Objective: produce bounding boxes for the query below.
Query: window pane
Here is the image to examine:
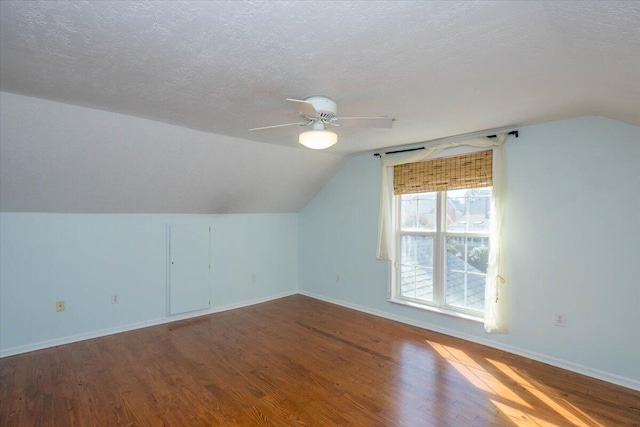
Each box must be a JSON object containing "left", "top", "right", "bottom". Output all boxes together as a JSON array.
[
  {"left": 400, "top": 193, "right": 436, "bottom": 231},
  {"left": 445, "top": 236, "right": 489, "bottom": 311},
  {"left": 401, "top": 197, "right": 417, "bottom": 230},
  {"left": 400, "top": 235, "right": 433, "bottom": 302},
  {"left": 446, "top": 187, "right": 492, "bottom": 233}
]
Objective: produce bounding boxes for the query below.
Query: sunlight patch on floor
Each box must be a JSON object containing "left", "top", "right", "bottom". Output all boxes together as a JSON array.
[
  {"left": 490, "top": 399, "right": 558, "bottom": 426},
  {"left": 427, "top": 340, "right": 603, "bottom": 427},
  {"left": 487, "top": 359, "right": 603, "bottom": 427},
  {"left": 427, "top": 341, "right": 531, "bottom": 408}
]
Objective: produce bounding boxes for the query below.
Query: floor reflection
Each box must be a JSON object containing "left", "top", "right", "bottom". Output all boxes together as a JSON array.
[{"left": 394, "top": 340, "right": 452, "bottom": 426}]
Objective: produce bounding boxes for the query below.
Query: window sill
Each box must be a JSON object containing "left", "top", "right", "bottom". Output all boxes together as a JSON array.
[{"left": 388, "top": 298, "right": 484, "bottom": 324}]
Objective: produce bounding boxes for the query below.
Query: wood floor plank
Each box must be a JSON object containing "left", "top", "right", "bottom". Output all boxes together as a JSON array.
[{"left": 1, "top": 295, "right": 638, "bottom": 426}]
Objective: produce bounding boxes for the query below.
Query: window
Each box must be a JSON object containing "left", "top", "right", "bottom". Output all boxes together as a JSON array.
[{"left": 391, "top": 150, "right": 494, "bottom": 319}]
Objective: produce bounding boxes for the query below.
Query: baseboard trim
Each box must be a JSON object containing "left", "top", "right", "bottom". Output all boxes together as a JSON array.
[
  {"left": 298, "top": 290, "right": 640, "bottom": 392},
  {"left": 0, "top": 290, "right": 297, "bottom": 358}
]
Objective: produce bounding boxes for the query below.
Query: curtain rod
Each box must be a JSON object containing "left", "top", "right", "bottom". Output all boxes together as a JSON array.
[{"left": 373, "top": 130, "right": 518, "bottom": 157}]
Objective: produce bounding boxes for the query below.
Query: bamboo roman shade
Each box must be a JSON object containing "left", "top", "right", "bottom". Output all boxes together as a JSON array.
[{"left": 393, "top": 149, "right": 493, "bottom": 195}]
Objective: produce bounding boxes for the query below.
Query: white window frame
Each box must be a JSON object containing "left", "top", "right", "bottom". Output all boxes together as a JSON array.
[{"left": 388, "top": 148, "right": 494, "bottom": 323}]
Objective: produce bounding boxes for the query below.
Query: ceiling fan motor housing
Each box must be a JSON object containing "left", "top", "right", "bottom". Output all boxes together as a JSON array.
[{"left": 305, "top": 96, "right": 337, "bottom": 120}]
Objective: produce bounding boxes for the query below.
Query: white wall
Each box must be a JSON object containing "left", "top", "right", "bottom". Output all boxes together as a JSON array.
[
  {"left": 299, "top": 116, "right": 640, "bottom": 390},
  {"left": 0, "top": 212, "right": 298, "bottom": 355}
]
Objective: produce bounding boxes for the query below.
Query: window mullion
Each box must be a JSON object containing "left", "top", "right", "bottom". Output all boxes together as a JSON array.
[{"left": 433, "top": 192, "right": 446, "bottom": 306}]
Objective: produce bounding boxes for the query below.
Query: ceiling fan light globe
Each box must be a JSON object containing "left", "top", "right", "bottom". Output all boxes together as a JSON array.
[{"left": 299, "top": 130, "right": 338, "bottom": 150}]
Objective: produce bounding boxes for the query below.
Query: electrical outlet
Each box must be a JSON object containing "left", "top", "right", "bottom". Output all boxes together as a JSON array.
[
  {"left": 554, "top": 313, "right": 566, "bottom": 327},
  {"left": 111, "top": 294, "right": 120, "bottom": 304},
  {"left": 336, "top": 274, "right": 340, "bottom": 283},
  {"left": 56, "top": 300, "right": 65, "bottom": 312}
]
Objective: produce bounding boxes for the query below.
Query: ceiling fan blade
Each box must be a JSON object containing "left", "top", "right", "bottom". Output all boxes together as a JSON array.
[
  {"left": 249, "top": 122, "right": 309, "bottom": 131},
  {"left": 334, "top": 117, "right": 394, "bottom": 128},
  {"left": 286, "top": 98, "right": 319, "bottom": 118}
]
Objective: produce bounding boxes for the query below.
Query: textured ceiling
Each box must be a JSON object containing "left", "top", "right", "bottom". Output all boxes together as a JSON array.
[
  {"left": 1, "top": 0, "right": 639, "bottom": 155},
  {"left": 1, "top": 1, "right": 639, "bottom": 214}
]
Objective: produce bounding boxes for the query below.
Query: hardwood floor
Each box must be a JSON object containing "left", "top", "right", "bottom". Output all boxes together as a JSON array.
[{"left": 1, "top": 295, "right": 638, "bottom": 426}]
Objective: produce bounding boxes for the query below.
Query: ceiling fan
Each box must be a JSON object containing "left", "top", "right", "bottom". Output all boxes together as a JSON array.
[{"left": 249, "top": 96, "right": 393, "bottom": 149}]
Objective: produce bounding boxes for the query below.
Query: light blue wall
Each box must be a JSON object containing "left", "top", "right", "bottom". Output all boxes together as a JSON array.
[
  {"left": 299, "top": 116, "right": 640, "bottom": 388},
  {"left": 211, "top": 214, "right": 298, "bottom": 306},
  {"left": 1, "top": 115, "right": 638, "bottom": 389},
  {"left": 0, "top": 212, "right": 298, "bottom": 354}
]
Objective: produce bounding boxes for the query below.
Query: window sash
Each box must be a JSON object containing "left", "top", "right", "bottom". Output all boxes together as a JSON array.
[
  {"left": 395, "top": 190, "right": 489, "bottom": 317},
  {"left": 443, "top": 234, "right": 489, "bottom": 313}
]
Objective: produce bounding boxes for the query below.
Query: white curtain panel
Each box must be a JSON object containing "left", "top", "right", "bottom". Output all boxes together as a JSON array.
[{"left": 376, "top": 134, "right": 508, "bottom": 333}]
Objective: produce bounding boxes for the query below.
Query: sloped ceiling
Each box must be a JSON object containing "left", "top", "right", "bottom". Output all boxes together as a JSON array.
[
  {"left": 0, "top": 92, "right": 346, "bottom": 213},
  {"left": 1, "top": 1, "right": 639, "bottom": 213}
]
